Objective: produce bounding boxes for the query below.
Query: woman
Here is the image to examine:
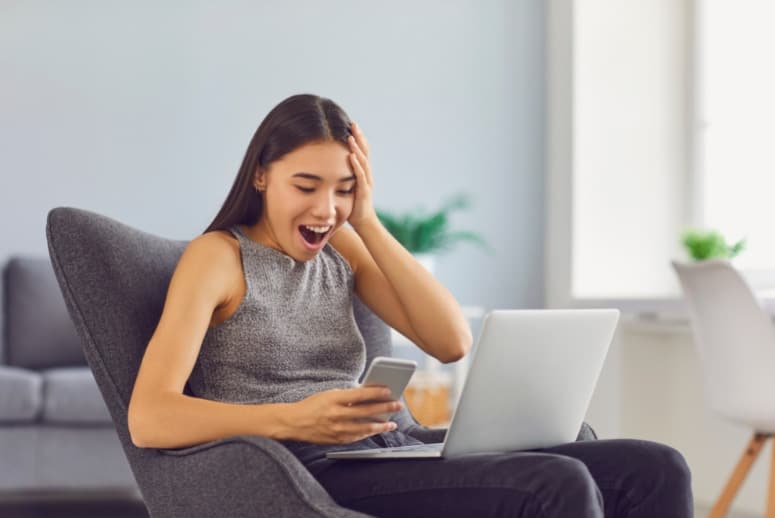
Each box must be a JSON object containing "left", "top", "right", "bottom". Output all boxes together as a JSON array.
[{"left": 127, "top": 94, "right": 693, "bottom": 517}]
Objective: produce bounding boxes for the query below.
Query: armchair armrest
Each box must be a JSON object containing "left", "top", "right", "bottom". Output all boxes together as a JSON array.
[
  {"left": 391, "top": 404, "right": 447, "bottom": 443},
  {"left": 576, "top": 421, "right": 598, "bottom": 441},
  {"left": 153, "top": 435, "right": 372, "bottom": 518},
  {"left": 402, "top": 423, "right": 448, "bottom": 444}
]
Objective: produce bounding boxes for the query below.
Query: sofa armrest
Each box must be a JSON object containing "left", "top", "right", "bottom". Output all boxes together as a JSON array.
[{"left": 150, "top": 435, "right": 371, "bottom": 518}]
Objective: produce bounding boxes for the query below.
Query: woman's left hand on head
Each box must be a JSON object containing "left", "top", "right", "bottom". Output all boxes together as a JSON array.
[{"left": 347, "top": 122, "right": 379, "bottom": 231}]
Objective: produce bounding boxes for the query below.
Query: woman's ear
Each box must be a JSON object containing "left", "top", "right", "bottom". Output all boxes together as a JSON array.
[{"left": 254, "top": 168, "right": 267, "bottom": 192}]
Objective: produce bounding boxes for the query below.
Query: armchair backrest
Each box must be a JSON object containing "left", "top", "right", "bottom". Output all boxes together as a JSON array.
[{"left": 672, "top": 259, "right": 775, "bottom": 421}]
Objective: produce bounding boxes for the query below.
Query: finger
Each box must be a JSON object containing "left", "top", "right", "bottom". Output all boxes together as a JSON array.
[
  {"left": 335, "top": 422, "right": 395, "bottom": 443},
  {"left": 352, "top": 122, "right": 370, "bottom": 157},
  {"left": 349, "top": 136, "right": 373, "bottom": 185},
  {"left": 348, "top": 135, "right": 368, "bottom": 165},
  {"left": 345, "top": 385, "right": 391, "bottom": 405},
  {"left": 345, "top": 400, "right": 402, "bottom": 419},
  {"left": 354, "top": 421, "right": 397, "bottom": 437},
  {"left": 347, "top": 136, "right": 372, "bottom": 184},
  {"left": 349, "top": 152, "right": 372, "bottom": 189}
]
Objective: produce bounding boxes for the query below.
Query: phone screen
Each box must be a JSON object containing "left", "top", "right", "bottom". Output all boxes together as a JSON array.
[{"left": 356, "top": 357, "right": 416, "bottom": 421}]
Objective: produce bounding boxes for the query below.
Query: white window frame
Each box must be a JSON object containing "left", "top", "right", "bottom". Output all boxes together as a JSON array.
[{"left": 544, "top": 0, "right": 775, "bottom": 318}]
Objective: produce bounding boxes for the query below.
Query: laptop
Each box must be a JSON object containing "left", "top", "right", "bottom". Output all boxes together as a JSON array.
[{"left": 326, "top": 309, "right": 619, "bottom": 459}]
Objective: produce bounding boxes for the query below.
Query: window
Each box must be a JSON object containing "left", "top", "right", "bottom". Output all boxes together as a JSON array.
[
  {"left": 697, "top": 0, "right": 775, "bottom": 275},
  {"left": 546, "top": 0, "right": 775, "bottom": 311}
]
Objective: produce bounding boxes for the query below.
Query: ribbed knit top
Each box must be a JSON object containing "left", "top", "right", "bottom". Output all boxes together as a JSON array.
[{"left": 187, "top": 224, "right": 367, "bottom": 404}]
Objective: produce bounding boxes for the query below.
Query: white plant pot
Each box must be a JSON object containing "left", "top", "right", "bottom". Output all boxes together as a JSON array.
[{"left": 413, "top": 253, "right": 436, "bottom": 275}]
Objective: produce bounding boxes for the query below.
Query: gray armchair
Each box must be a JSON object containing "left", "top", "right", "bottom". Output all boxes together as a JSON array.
[{"left": 45, "top": 206, "right": 597, "bottom": 517}]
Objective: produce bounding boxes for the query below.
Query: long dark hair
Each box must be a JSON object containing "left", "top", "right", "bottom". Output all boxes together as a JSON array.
[{"left": 203, "top": 94, "right": 354, "bottom": 234}]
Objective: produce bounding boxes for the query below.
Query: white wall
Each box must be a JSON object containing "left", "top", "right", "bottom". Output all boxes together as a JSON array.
[
  {"left": 573, "top": 0, "right": 690, "bottom": 299},
  {"left": 585, "top": 322, "right": 770, "bottom": 515},
  {"left": 0, "top": 0, "right": 547, "bottom": 315}
]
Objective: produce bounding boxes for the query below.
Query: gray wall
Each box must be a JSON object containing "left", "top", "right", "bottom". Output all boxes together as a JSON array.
[{"left": 0, "top": 1, "right": 546, "bottom": 317}]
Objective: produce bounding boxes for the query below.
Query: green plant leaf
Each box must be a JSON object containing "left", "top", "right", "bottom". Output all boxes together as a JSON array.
[
  {"left": 376, "top": 193, "right": 490, "bottom": 255},
  {"left": 415, "top": 212, "right": 448, "bottom": 253},
  {"left": 728, "top": 238, "right": 747, "bottom": 258},
  {"left": 680, "top": 229, "right": 746, "bottom": 261}
]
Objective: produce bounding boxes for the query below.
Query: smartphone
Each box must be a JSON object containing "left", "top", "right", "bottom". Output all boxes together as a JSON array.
[{"left": 355, "top": 356, "right": 417, "bottom": 422}]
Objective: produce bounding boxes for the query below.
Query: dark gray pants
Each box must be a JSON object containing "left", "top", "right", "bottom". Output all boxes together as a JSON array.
[{"left": 282, "top": 432, "right": 693, "bottom": 517}]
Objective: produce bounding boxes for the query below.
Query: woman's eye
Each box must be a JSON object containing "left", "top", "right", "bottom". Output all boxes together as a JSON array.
[{"left": 295, "top": 186, "right": 354, "bottom": 195}]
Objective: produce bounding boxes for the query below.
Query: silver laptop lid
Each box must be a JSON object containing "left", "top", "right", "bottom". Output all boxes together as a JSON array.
[{"left": 442, "top": 309, "right": 619, "bottom": 457}]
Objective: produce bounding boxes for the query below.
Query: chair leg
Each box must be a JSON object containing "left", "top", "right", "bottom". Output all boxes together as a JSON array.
[
  {"left": 710, "top": 433, "right": 770, "bottom": 518},
  {"left": 767, "top": 436, "right": 775, "bottom": 518}
]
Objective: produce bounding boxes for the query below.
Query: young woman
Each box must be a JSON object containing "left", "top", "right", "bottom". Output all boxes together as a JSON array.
[{"left": 128, "top": 94, "right": 693, "bottom": 517}]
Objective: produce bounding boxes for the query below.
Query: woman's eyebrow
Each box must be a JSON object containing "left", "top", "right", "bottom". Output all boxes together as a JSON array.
[{"left": 292, "top": 172, "right": 356, "bottom": 183}]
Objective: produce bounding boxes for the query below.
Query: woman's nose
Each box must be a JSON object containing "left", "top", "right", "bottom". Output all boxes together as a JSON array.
[{"left": 311, "top": 191, "right": 336, "bottom": 219}]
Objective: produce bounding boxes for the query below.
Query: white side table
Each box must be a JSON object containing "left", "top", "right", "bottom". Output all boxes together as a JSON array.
[{"left": 390, "top": 305, "right": 485, "bottom": 409}]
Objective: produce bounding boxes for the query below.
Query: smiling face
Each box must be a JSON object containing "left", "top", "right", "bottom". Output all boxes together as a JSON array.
[{"left": 245, "top": 140, "right": 356, "bottom": 261}]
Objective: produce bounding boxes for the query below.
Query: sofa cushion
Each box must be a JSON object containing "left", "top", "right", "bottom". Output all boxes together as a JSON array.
[
  {"left": 0, "top": 366, "right": 42, "bottom": 423},
  {"left": 41, "top": 367, "right": 112, "bottom": 425},
  {"left": 4, "top": 256, "right": 85, "bottom": 369}
]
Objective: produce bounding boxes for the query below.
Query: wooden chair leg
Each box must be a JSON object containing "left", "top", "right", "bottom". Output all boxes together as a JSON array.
[
  {"left": 710, "top": 433, "right": 770, "bottom": 518},
  {"left": 767, "top": 436, "right": 775, "bottom": 518}
]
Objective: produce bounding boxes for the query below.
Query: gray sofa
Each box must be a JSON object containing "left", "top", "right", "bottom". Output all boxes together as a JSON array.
[{"left": 0, "top": 255, "right": 138, "bottom": 493}]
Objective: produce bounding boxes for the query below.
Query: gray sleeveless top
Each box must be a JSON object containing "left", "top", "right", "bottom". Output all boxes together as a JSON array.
[{"left": 187, "top": 225, "right": 367, "bottom": 404}]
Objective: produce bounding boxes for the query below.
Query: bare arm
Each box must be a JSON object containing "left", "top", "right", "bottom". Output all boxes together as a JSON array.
[
  {"left": 348, "top": 221, "right": 472, "bottom": 363},
  {"left": 128, "top": 232, "right": 293, "bottom": 449},
  {"left": 129, "top": 392, "right": 294, "bottom": 449},
  {"left": 361, "top": 219, "right": 473, "bottom": 361},
  {"left": 338, "top": 123, "right": 472, "bottom": 363}
]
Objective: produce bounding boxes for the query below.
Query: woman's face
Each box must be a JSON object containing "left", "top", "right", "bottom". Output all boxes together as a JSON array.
[{"left": 250, "top": 140, "right": 356, "bottom": 261}]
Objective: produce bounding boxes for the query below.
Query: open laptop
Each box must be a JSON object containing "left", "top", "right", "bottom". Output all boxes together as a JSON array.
[{"left": 326, "top": 309, "right": 619, "bottom": 459}]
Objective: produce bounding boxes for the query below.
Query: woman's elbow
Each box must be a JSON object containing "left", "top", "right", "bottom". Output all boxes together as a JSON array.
[
  {"left": 128, "top": 420, "right": 147, "bottom": 448},
  {"left": 127, "top": 415, "right": 146, "bottom": 448},
  {"left": 127, "top": 401, "right": 154, "bottom": 448},
  {"left": 441, "top": 329, "right": 473, "bottom": 363}
]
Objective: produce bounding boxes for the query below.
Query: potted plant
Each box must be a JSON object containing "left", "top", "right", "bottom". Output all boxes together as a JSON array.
[
  {"left": 680, "top": 228, "right": 746, "bottom": 261},
  {"left": 376, "top": 193, "right": 491, "bottom": 274}
]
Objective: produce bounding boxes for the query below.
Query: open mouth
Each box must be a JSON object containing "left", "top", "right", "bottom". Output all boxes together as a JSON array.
[{"left": 298, "top": 225, "right": 332, "bottom": 246}]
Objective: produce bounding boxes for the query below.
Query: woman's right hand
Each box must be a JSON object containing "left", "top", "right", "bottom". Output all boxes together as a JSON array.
[{"left": 285, "top": 386, "right": 403, "bottom": 444}]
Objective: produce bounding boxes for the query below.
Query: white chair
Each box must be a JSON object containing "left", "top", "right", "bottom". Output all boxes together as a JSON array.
[{"left": 672, "top": 259, "right": 775, "bottom": 518}]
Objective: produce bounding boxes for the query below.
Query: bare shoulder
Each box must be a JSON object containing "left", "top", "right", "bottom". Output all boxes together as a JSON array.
[
  {"left": 176, "top": 229, "right": 241, "bottom": 307},
  {"left": 186, "top": 229, "right": 239, "bottom": 270},
  {"left": 327, "top": 225, "right": 364, "bottom": 273},
  {"left": 199, "top": 228, "right": 240, "bottom": 253}
]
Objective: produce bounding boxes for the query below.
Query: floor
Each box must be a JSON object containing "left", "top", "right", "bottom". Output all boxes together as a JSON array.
[
  {"left": 693, "top": 503, "right": 759, "bottom": 518},
  {"left": 0, "top": 495, "right": 763, "bottom": 517},
  {"left": 0, "top": 491, "right": 149, "bottom": 518}
]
